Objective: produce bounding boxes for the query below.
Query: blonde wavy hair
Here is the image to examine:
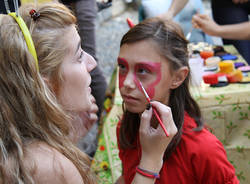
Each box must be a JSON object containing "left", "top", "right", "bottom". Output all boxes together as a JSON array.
[{"left": 0, "top": 2, "right": 96, "bottom": 184}]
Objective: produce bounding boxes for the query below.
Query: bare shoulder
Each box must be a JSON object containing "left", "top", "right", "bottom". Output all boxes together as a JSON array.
[{"left": 24, "top": 142, "right": 84, "bottom": 184}]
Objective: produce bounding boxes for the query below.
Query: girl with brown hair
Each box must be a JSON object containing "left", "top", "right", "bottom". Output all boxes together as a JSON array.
[{"left": 116, "top": 17, "right": 239, "bottom": 184}]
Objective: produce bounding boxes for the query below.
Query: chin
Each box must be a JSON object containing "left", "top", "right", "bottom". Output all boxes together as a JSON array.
[{"left": 124, "top": 104, "right": 145, "bottom": 114}]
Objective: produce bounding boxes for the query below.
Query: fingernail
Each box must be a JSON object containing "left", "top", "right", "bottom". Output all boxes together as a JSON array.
[{"left": 146, "top": 103, "right": 151, "bottom": 110}]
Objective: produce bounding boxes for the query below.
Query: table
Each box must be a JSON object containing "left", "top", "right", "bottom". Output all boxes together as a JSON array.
[{"left": 92, "top": 45, "right": 250, "bottom": 183}]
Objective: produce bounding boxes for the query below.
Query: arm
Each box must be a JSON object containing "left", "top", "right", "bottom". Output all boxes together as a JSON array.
[
  {"left": 132, "top": 101, "right": 177, "bottom": 184},
  {"left": 192, "top": 14, "right": 250, "bottom": 40},
  {"left": 159, "top": 0, "right": 189, "bottom": 19}
]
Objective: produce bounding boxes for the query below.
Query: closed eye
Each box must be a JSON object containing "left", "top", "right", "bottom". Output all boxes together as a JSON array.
[{"left": 137, "top": 67, "right": 150, "bottom": 75}]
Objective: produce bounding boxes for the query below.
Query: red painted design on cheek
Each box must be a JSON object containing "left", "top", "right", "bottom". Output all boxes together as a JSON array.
[
  {"left": 117, "top": 58, "right": 129, "bottom": 89},
  {"left": 133, "top": 74, "right": 141, "bottom": 92},
  {"left": 134, "top": 62, "right": 162, "bottom": 99}
]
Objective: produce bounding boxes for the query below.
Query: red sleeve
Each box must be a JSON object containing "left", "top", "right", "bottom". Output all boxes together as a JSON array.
[{"left": 191, "top": 132, "right": 239, "bottom": 184}]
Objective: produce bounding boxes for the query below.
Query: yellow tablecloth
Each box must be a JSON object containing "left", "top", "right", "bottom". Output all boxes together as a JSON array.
[{"left": 93, "top": 46, "right": 250, "bottom": 183}]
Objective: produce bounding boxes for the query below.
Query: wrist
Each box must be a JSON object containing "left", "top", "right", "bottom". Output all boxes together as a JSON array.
[
  {"left": 135, "top": 166, "right": 160, "bottom": 179},
  {"left": 215, "top": 25, "right": 223, "bottom": 37},
  {"left": 139, "top": 156, "right": 163, "bottom": 173}
]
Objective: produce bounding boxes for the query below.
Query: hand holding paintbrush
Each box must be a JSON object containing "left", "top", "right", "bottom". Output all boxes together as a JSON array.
[{"left": 139, "top": 81, "right": 169, "bottom": 137}]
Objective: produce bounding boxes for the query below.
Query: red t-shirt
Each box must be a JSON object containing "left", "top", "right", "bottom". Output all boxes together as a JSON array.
[{"left": 117, "top": 113, "right": 239, "bottom": 184}]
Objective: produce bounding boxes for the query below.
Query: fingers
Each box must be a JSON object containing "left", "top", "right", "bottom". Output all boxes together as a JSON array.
[
  {"left": 89, "top": 94, "right": 98, "bottom": 114},
  {"left": 139, "top": 106, "right": 153, "bottom": 134},
  {"left": 150, "top": 101, "right": 177, "bottom": 137},
  {"left": 192, "top": 14, "right": 202, "bottom": 29},
  {"left": 192, "top": 14, "right": 213, "bottom": 33},
  {"left": 140, "top": 101, "right": 177, "bottom": 138},
  {"left": 192, "top": 14, "right": 206, "bottom": 27},
  {"left": 88, "top": 112, "right": 98, "bottom": 124}
]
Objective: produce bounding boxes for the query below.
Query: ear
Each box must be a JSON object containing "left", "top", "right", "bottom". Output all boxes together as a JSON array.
[
  {"left": 42, "top": 76, "right": 50, "bottom": 86},
  {"left": 170, "top": 66, "right": 189, "bottom": 89},
  {"left": 42, "top": 76, "right": 59, "bottom": 95},
  {"left": 42, "top": 76, "right": 55, "bottom": 92}
]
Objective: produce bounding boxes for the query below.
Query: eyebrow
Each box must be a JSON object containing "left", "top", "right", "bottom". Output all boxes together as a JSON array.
[
  {"left": 137, "top": 61, "right": 161, "bottom": 71},
  {"left": 75, "top": 40, "right": 81, "bottom": 55},
  {"left": 117, "top": 57, "right": 127, "bottom": 63}
]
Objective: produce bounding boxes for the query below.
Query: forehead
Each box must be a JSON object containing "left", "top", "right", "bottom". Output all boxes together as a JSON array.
[
  {"left": 119, "top": 40, "right": 167, "bottom": 65},
  {"left": 63, "top": 25, "right": 80, "bottom": 54}
]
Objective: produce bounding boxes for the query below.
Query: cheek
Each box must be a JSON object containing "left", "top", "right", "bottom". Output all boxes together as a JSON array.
[
  {"left": 136, "top": 69, "right": 162, "bottom": 99},
  {"left": 60, "top": 68, "right": 86, "bottom": 97},
  {"left": 134, "top": 74, "right": 140, "bottom": 90},
  {"left": 147, "top": 66, "right": 162, "bottom": 98},
  {"left": 119, "top": 72, "right": 127, "bottom": 89},
  {"left": 118, "top": 69, "right": 129, "bottom": 89},
  {"left": 146, "top": 76, "right": 161, "bottom": 99}
]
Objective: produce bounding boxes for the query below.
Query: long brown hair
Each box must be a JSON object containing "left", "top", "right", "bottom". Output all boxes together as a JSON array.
[
  {"left": 0, "top": 3, "right": 96, "bottom": 184},
  {"left": 119, "top": 18, "right": 203, "bottom": 159}
]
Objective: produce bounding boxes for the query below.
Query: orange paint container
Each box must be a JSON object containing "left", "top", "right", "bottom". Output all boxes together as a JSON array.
[
  {"left": 219, "top": 61, "right": 234, "bottom": 74},
  {"left": 200, "top": 50, "right": 214, "bottom": 60}
]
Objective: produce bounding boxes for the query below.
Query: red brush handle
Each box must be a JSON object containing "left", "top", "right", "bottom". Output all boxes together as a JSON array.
[{"left": 152, "top": 107, "right": 169, "bottom": 137}]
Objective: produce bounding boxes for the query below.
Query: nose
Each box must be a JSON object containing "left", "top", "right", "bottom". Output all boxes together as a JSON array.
[
  {"left": 123, "top": 71, "right": 136, "bottom": 89},
  {"left": 85, "top": 52, "right": 97, "bottom": 72}
]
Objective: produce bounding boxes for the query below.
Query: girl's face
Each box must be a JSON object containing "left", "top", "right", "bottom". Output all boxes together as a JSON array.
[
  {"left": 118, "top": 40, "right": 176, "bottom": 113},
  {"left": 57, "top": 26, "right": 96, "bottom": 113}
]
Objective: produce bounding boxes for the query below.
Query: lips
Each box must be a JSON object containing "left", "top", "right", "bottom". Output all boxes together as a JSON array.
[
  {"left": 87, "top": 76, "right": 91, "bottom": 88},
  {"left": 122, "top": 95, "right": 139, "bottom": 103}
]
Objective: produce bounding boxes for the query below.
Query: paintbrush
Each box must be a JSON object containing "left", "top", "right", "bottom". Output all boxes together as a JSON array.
[{"left": 139, "top": 81, "right": 169, "bottom": 137}]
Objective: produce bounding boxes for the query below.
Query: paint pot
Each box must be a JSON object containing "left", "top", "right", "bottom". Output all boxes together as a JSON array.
[
  {"left": 238, "top": 65, "right": 250, "bottom": 72},
  {"left": 200, "top": 50, "right": 214, "bottom": 60}
]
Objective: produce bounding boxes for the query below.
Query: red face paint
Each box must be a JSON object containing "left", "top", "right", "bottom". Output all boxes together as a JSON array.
[
  {"left": 118, "top": 58, "right": 162, "bottom": 99},
  {"left": 117, "top": 57, "right": 129, "bottom": 89},
  {"left": 134, "top": 62, "right": 161, "bottom": 99}
]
